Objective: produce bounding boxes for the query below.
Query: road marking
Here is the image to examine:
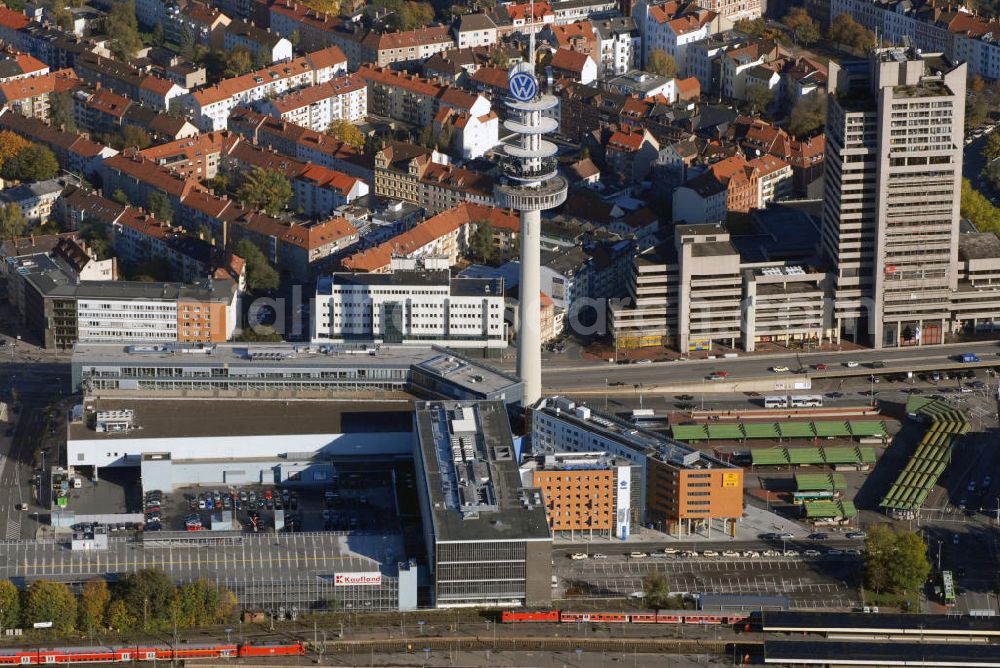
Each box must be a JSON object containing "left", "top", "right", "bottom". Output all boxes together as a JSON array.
[{"left": 4, "top": 520, "right": 19, "bottom": 540}]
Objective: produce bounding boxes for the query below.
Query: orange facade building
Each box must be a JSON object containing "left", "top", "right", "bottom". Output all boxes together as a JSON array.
[
  {"left": 176, "top": 299, "right": 230, "bottom": 343},
  {"left": 522, "top": 453, "right": 636, "bottom": 539}
]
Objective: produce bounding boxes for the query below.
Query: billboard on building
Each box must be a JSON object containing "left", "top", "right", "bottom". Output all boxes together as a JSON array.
[
  {"left": 334, "top": 572, "right": 382, "bottom": 586},
  {"left": 616, "top": 465, "right": 631, "bottom": 540}
]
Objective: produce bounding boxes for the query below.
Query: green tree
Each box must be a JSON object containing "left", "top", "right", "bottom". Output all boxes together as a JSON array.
[
  {"left": 642, "top": 570, "right": 671, "bottom": 609},
  {"left": 3, "top": 144, "right": 59, "bottom": 181},
  {"left": 0, "top": 202, "right": 26, "bottom": 241},
  {"left": 111, "top": 189, "right": 129, "bottom": 206},
  {"left": 150, "top": 20, "right": 164, "bottom": 46},
  {"left": 389, "top": 0, "right": 434, "bottom": 30},
  {"left": 327, "top": 119, "right": 364, "bottom": 148},
  {"left": 746, "top": 83, "right": 774, "bottom": 113},
  {"left": 173, "top": 579, "right": 236, "bottom": 627},
  {"left": 49, "top": 91, "right": 76, "bottom": 132},
  {"left": 23, "top": 580, "right": 76, "bottom": 633},
  {"left": 782, "top": 7, "right": 820, "bottom": 44},
  {"left": 178, "top": 23, "right": 194, "bottom": 59},
  {"left": 206, "top": 174, "right": 229, "bottom": 197},
  {"left": 234, "top": 239, "right": 279, "bottom": 293},
  {"left": 962, "top": 178, "right": 1000, "bottom": 234},
  {"left": 829, "top": 13, "right": 875, "bottom": 55},
  {"left": 225, "top": 47, "right": 254, "bottom": 77},
  {"left": 0, "top": 580, "right": 20, "bottom": 630},
  {"left": 236, "top": 167, "right": 293, "bottom": 215},
  {"left": 120, "top": 125, "right": 152, "bottom": 150},
  {"left": 0, "top": 130, "right": 29, "bottom": 170},
  {"left": 788, "top": 92, "right": 827, "bottom": 136},
  {"left": 968, "top": 99, "right": 990, "bottom": 128},
  {"left": 106, "top": 0, "right": 143, "bottom": 61},
  {"left": 105, "top": 599, "right": 133, "bottom": 631},
  {"left": 469, "top": 220, "right": 494, "bottom": 262},
  {"left": 115, "top": 569, "right": 175, "bottom": 630},
  {"left": 78, "top": 578, "right": 111, "bottom": 633},
  {"left": 48, "top": 1, "right": 74, "bottom": 31},
  {"left": 646, "top": 49, "right": 677, "bottom": 78},
  {"left": 863, "top": 524, "right": 931, "bottom": 595},
  {"left": 436, "top": 122, "right": 454, "bottom": 152},
  {"left": 985, "top": 132, "right": 1000, "bottom": 161},
  {"left": 81, "top": 215, "right": 114, "bottom": 259},
  {"left": 147, "top": 190, "right": 173, "bottom": 222}
]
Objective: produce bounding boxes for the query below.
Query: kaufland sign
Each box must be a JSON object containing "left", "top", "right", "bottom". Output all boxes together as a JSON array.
[{"left": 334, "top": 572, "right": 382, "bottom": 587}]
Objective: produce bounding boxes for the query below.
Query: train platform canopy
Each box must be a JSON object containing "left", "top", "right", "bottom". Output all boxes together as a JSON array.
[
  {"left": 672, "top": 420, "right": 888, "bottom": 443},
  {"left": 751, "top": 446, "right": 876, "bottom": 467},
  {"left": 802, "top": 499, "right": 857, "bottom": 519},
  {"left": 795, "top": 473, "right": 847, "bottom": 491},
  {"left": 759, "top": 611, "right": 1000, "bottom": 636},
  {"left": 764, "top": 640, "right": 1000, "bottom": 666},
  {"left": 881, "top": 400, "right": 970, "bottom": 514},
  {"left": 699, "top": 593, "right": 789, "bottom": 612}
]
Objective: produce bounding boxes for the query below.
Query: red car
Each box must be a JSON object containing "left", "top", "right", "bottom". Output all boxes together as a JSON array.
[{"left": 814, "top": 363, "right": 828, "bottom": 370}]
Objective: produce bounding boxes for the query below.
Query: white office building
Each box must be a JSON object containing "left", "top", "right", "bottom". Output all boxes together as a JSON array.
[{"left": 312, "top": 257, "right": 507, "bottom": 353}]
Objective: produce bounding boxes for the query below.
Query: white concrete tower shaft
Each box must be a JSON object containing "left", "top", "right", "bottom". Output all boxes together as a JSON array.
[{"left": 494, "top": 23, "right": 567, "bottom": 406}]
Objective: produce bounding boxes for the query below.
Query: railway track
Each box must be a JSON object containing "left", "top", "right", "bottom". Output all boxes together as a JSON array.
[{"left": 315, "top": 635, "right": 755, "bottom": 655}]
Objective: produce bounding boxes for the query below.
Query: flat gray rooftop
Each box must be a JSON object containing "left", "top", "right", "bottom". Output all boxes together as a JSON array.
[
  {"left": 415, "top": 401, "right": 550, "bottom": 544},
  {"left": 73, "top": 343, "right": 522, "bottom": 399},
  {"left": 69, "top": 398, "right": 414, "bottom": 441}
]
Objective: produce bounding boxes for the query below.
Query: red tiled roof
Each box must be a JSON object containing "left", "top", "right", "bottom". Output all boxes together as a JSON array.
[
  {"left": 550, "top": 48, "right": 590, "bottom": 74},
  {"left": 507, "top": 1, "right": 552, "bottom": 21},
  {"left": 341, "top": 202, "right": 515, "bottom": 271},
  {"left": 369, "top": 25, "right": 453, "bottom": 51},
  {"left": 0, "top": 69, "right": 77, "bottom": 103},
  {"left": 104, "top": 152, "right": 208, "bottom": 199},
  {"left": 471, "top": 66, "right": 508, "bottom": 89},
  {"left": 675, "top": 76, "right": 699, "bottom": 100},
  {"left": 191, "top": 46, "right": 346, "bottom": 107},
  {"left": 550, "top": 20, "right": 596, "bottom": 48},
  {"left": 607, "top": 127, "right": 649, "bottom": 152},
  {"left": 0, "top": 7, "right": 29, "bottom": 30},
  {"left": 269, "top": 74, "right": 364, "bottom": 113},
  {"left": 86, "top": 89, "right": 132, "bottom": 118}
]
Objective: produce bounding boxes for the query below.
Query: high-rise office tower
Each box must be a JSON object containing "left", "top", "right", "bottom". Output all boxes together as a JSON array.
[{"left": 823, "top": 48, "right": 966, "bottom": 348}]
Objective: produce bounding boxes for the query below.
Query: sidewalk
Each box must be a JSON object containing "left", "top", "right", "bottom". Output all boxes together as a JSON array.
[{"left": 553, "top": 505, "right": 808, "bottom": 546}]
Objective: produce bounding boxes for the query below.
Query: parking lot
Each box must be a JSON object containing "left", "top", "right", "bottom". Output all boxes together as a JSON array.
[
  {"left": 554, "top": 553, "right": 861, "bottom": 610},
  {"left": 145, "top": 464, "right": 414, "bottom": 535}
]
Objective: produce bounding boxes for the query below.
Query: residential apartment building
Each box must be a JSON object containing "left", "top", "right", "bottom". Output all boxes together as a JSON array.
[
  {"left": 256, "top": 74, "right": 367, "bottom": 132},
  {"left": 454, "top": 13, "right": 498, "bottom": 49},
  {"left": 432, "top": 107, "right": 499, "bottom": 160},
  {"left": 829, "top": 0, "right": 1000, "bottom": 81},
  {"left": 181, "top": 45, "right": 348, "bottom": 131},
  {"left": 823, "top": 48, "right": 964, "bottom": 348},
  {"left": 357, "top": 66, "right": 491, "bottom": 128},
  {"left": 413, "top": 400, "right": 552, "bottom": 608},
  {"left": 0, "top": 68, "right": 77, "bottom": 120},
  {"left": 372, "top": 141, "right": 494, "bottom": 214},
  {"left": 0, "top": 111, "right": 118, "bottom": 181},
  {"left": 593, "top": 17, "right": 641, "bottom": 76},
  {"left": 362, "top": 25, "right": 456, "bottom": 67},
  {"left": 531, "top": 397, "right": 742, "bottom": 535},
  {"left": 632, "top": 0, "right": 716, "bottom": 72},
  {"left": 112, "top": 208, "right": 246, "bottom": 286},
  {"left": 6, "top": 244, "right": 238, "bottom": 348},
  {"left": 520, "top": 452, "right": 637, "bottom": 540},
  {"left": 223, "top": 19, "right": 293, "bottom": 64},
  {"left": 227, "top": 108, "right": 373, "bottom": 181},
  {"left": 73, "top": 53, "right": 187, "bottom": 112},
  {"left": 313, "top": 256, "right": 506, "bottom": 353},
  {"left": 221, "top": 140, "right": 368, "bottom": 217},
  {"left": 340, "top": 202, "right": 516, "bottom": 272}
]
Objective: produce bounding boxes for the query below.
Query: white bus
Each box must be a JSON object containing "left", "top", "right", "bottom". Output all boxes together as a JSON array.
[
  {"left": 790, "top": 395, "right": 823, "bottom": 408},
  {"left": 764, "top": 396, "right": 789, "bottom": 408}
]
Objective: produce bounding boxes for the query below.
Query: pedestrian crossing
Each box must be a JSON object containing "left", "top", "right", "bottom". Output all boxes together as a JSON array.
[{"left": 4, "top": 519, "right": 19, "bottom": 540}]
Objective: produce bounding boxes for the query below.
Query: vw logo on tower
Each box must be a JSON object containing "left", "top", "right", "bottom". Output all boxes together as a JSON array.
[{"left": 508, "top": 71, "right": 538, "bottom": 102}]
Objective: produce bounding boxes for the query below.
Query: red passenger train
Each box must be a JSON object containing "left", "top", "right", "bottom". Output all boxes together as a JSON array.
[
  {"left": 501, "top": 610, "right": 752, "bottom": 625},
  {"left": 0, "top": 641, "right": 306, "bottom": 664}
]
